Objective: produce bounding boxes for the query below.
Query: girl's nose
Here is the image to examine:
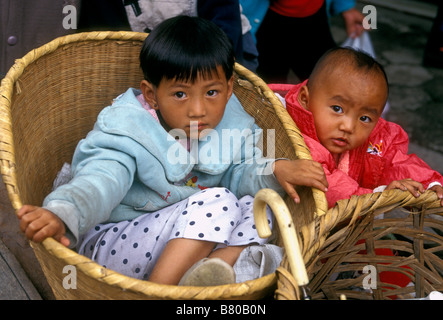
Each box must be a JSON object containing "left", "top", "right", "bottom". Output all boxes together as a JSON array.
[{"left": 188, "top": 98, "right": 206, "bottom": 118}]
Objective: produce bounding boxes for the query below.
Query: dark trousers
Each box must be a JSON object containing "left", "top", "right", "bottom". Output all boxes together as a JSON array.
[
  {"left": 256, "top": 3, "right": 336, "bottom": 83},
  {"left": 423, "top": 3, "right": 443, "bottom": 68}
]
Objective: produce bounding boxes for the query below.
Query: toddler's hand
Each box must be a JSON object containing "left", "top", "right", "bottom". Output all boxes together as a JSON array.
[
  {"left": 17, "top": 205, "right": 70, "bottom": 247},
  {"left": 385, "top": 179, "right": 425, "bottom": 198},
  {"left": 273, "top": 159, "right": 328, "bottom": 203},
  {"left": 429, "top": 185, "right": 443, "bottom": 207}
]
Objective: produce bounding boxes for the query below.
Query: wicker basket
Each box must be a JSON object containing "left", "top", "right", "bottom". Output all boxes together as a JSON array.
[
  {"left": 0, "top": 32, "right": 327, "bottom": 299},
  {"left": 274, "top": 187, "right": 443, "bottom": 300}
]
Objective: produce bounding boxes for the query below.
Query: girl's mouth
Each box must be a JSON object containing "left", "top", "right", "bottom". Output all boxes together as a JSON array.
[{"left": 189, "top": 122, "right": 208, "bottom": 131}]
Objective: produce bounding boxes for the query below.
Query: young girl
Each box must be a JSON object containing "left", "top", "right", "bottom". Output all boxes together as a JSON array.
[
  {"left": 17, "top": 16, "right": 328, "bottom": 286},
  {"left": 270, "top": 47, "right": 443, "bottom": 209}
]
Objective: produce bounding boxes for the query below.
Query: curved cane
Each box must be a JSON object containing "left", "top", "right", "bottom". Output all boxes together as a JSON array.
[{"left": 253, "top": 188, "right": 310, "bottom": 295}]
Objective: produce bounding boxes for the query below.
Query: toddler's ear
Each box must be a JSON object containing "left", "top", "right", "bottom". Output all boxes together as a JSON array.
[
  {"left": 297, "top": 85, "right": 310, "bottom": 111},
  {"left": 140, "top": 80, "right": 158, "bottom": 109}
]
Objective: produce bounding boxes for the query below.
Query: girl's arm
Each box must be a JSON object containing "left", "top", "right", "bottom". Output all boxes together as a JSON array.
[{"left": 17, "top": 205, "right": 70, "bottom": 247}]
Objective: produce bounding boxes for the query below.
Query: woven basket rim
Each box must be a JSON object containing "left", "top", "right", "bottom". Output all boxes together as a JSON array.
[
  {"left": 35, "top": 238, "right": 277, "bottom": 299},
  {"left": 276, "top": 188, "right": 442, "bottom": 300},
  {"left": 0, "top": 31, "right": 323, "bottom": 299}
]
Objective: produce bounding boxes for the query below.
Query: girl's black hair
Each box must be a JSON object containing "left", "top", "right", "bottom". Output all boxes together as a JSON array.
[{"left": 140, "top": 16, "right": 235, "bottom": 86}]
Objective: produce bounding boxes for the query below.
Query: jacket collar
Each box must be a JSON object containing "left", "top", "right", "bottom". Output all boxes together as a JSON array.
[
  {"left": 99, "top": 88, "right": 256, "bottom": 182},
  {"left": 285, "top": 80, "right": 321, "bottom": 143}
]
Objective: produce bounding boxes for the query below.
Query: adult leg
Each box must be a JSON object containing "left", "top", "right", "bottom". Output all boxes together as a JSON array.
[
  {"left": 423, "top": 3, "right": 443, "bottom": 68},
  {"left": 256, "top": 9, "right": 292, "bottom": 83},
  {"left": 289, "top": 3, "right": 336, "bottom": 81}
]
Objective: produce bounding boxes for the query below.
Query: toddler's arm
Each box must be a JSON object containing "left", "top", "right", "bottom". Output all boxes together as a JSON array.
[
  {"left": 385, "top": 179, "right": 425, "bottom": 197},
  {"left": 385, "top": 179, "right": 443, "bottom": 206},
  {"left": 17, "top": 205, "right": 70, "bottom": 247},
  {"left": 429, "top": 184, "right": 443, "bottom": 206},
  {"left": 273, "top": 159, "right": 328, "bottom": 203}
]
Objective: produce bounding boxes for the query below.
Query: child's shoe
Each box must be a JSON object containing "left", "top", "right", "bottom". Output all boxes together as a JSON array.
[{"left": 178, "top": 258, "right": 235, "bottom": 286}]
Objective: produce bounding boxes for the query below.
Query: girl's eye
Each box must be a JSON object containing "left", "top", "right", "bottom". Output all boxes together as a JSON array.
[
  {"left": 331, "top": 105, "right": 343, "bottom": 113},
  {"left": 174, "top": 91, "right": 186, "bottom": 99},
  {"left": 360, "top": 115, "right": 372, "bottom": 123},
  {"left": 207, "top": 90, "right": 218, "bottom": 97}
]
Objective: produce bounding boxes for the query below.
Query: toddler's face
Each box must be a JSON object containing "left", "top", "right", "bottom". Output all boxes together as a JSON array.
[
  {"left": 301, "top": 69, "right": 387, "bottom": 161},
  {"left": 148, "top": 66, "right": 233, "bottom": 139}
]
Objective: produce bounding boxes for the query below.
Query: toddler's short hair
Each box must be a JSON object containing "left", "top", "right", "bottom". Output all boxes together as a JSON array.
[{"left": 308, "top": 47, "right": 389, "bottom": 94}]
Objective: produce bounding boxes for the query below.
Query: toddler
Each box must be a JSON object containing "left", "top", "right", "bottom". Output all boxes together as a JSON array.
[{"left": 270, "top": 47, "right": 443, "bottom": 208}]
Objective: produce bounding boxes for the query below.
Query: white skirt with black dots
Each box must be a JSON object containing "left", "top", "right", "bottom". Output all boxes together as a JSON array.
[{"left": 76, "top": 187, "right": 273, "bottom": 280}]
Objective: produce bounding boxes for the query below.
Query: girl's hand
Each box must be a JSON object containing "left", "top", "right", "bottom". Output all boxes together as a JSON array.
[
  {"left": 17, "top": 205, "right": 70, "bottom": 247},
  {"left": 385, "top": 179, "right": 425, "bottom": 198},
  {"left": 273, "top": 159, "right": 328, "bottom": 203},
  {"left": 429, "top": 184, "right": 443, "bottom": 207}
]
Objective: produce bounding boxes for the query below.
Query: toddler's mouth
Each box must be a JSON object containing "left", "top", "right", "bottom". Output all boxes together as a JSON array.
[{"left": 332, "top": 137, "right": 349, "bottom": 147}]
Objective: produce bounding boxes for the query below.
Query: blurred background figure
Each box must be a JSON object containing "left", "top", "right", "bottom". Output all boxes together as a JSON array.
[
  {"left": 1, "top": 0, "right": 82, "bottom": 299},
  {"left": 423, "top": 2, "right": 443, "bottom": 69},
  {"left": 241, "top": 0, "right": 364, "bottom": 83},
  {"left": 78, "top": 0, "right": 258, "bottom": 71},
  {"left": 0, "top": 0, "right": 80, "bottom": 80}
]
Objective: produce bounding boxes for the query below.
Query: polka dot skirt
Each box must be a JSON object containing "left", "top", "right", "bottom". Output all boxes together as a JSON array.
[{"left": 76, "top": 187, "right": 273, "bottom": 280}]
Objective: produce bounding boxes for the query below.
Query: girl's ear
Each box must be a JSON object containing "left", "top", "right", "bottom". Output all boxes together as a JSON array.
[
  {"left": 140, "top": 80, "right": 158, "bottom": 109},
  {"left": 297, "top": 85, "right": 310, "bottom": 111},
  {"left": 226, "top": 75, "right": 234, "bottom": 101}
]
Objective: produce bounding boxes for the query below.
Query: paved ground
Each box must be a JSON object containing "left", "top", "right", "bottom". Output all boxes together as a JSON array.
[{"left": 0, "top": 0, "right": 442, "bottom": 300}]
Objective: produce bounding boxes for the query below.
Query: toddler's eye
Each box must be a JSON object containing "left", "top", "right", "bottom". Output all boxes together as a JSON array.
[
  {"left": 331, "top": 105, "right": 343, "bottom": 113},
  {"left": 360, "top": 115, "right": 372, "bottom": 123},
  {"left": 207, "top": 90, "right": 218, "bottom": 97}
]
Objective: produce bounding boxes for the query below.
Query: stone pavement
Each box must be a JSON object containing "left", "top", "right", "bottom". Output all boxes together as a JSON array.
[
  {"left": 0, "top": 0, "right": 442, "bottom": 300},
  {"left": 0, "top": 176, "right": 54, "bottom": 299},
  {"left": 0, "top": 236, "right": 41, "bottom": 300}
]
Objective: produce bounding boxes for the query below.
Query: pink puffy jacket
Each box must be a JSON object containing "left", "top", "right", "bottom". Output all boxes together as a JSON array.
[{"left": 269, "top": 81, "right": 443, "bottom": 208}]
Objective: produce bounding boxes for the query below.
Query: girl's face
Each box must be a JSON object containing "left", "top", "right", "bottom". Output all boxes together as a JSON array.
[
  {"left": 298, "top": 69, "right": 387, "bottom": 163},
  {"left": 141, "top": 66, "right": 233, "bottom": 139}
]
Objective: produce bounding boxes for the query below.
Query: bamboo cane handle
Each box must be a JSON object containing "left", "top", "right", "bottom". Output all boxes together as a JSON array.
[{"left": 253, "top": 188, "right": 309, "bottom": 286}]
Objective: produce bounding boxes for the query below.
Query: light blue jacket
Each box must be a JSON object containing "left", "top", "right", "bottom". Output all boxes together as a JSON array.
[{"left": 44, "top": 88, "right": 283, "bottom": 246}]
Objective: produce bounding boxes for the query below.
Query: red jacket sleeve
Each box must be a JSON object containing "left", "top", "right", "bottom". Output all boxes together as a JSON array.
[{"left": 375, "top": 121, "right": 443, "bottom": 189}]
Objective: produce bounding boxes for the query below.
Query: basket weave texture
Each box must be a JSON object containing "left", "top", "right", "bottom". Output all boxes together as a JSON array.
[
  {"left": 0, "top": 32, "right": 326, "bottom": 299},
  {"left": 275, "top": 177, "right": 443, "bottom": 300}
]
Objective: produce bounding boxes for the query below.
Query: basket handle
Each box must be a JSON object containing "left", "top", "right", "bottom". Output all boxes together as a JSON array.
[{"left": 253, "top": 188, "right": 309, "bottom": 286}]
